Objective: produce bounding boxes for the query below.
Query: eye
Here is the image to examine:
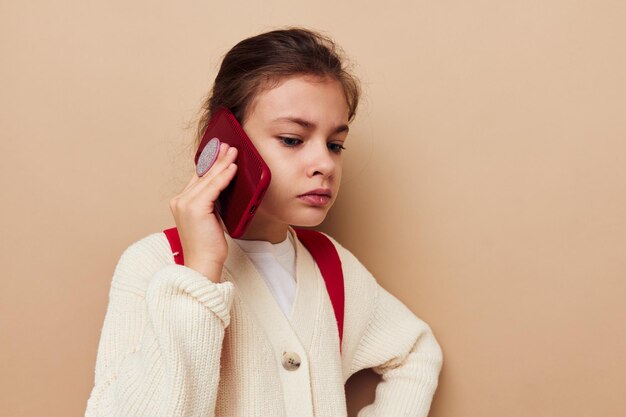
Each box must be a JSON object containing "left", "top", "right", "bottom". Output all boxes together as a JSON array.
[
  {"left": 279, "top": 136, "right": 302, "bottom": 147},
  {"left": 328, "top": 142, "right": 346, "bottom": 154}
]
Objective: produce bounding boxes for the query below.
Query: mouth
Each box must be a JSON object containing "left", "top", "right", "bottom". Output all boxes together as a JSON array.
[
  {"left": 298, "top": 189, "right": 333, "bottom": 206},
  {"left": 298, "top": 188, "right": 332, "bottom": 198}
]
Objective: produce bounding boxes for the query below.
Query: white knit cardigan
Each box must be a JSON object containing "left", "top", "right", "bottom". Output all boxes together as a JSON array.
[{"left": 85, "top": 227, "right": 443, "bottom": 416}]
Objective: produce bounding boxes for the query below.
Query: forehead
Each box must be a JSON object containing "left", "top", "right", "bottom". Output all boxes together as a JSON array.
[{"left": 246, "top": 75, "right": 350, "bottom": 126}]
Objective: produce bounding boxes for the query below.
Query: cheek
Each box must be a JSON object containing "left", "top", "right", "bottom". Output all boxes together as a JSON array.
[
  {"left": 256, "top": 142, "right": 288, "bottom": 172},
  {"left": 266, "top": 154, "right": 297, "bottom": 180},
  {"left": 334, "top": 160, "right": 344, "bottom": 182},
  {"left": 264, "top": 163, "right": 294, "bottom": 198}
]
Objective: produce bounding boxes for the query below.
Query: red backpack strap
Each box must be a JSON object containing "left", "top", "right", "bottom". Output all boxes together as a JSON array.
[
  {"left": 163, "top": 227, "right": 185, "bottom": 265},
  {"left": 162, "top": 226, "right": 345, "bottom": 352},
  {"left": 294, "top": 227, "right": 345, "bottom": 353}
]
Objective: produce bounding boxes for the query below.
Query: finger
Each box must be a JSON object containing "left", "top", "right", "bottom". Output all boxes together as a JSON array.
[
  {"left": 179, "top": 143, "right": 233, "bottom": 196},
  {"left": 195, "top": 144, "right": 238, "bottom": 186},
  {"left": 189, "top": 162, "right": 238, "bottom": 210},
  {"left": 204, "top": 143, "right": 237, "bottom": 179},
  {"left": 176, "top": 143, "right": 238, "bottom": 201},
  {"left": 194, "top": 142, "right": 226, "bottom": 179},
  {"left": 196, "top": 138, "right": 221, "bottom": 177}
]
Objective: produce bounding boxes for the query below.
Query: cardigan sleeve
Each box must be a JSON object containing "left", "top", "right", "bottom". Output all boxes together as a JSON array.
[
  {"left": 323, "top": 232, "right": 443, "bottom": 416},
  {"left": 352, "top": 282, "right": 443, "bottom": 417},
  {"left": 85, "top": 236, "right": 235, "bottom": 417}
]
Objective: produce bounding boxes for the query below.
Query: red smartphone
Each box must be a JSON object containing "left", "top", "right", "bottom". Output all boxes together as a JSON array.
[{"left": 194, "top": 107, "right": 271, "bottom": 238}]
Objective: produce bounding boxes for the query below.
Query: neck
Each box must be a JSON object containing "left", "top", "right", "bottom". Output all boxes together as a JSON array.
[{"left": 236, "top": 219, "right": 289, "bottom": 243}]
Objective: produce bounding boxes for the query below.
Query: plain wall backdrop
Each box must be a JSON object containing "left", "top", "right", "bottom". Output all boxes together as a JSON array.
[{"left": 1, "top": 1, "right": 625, "bottom": 416}]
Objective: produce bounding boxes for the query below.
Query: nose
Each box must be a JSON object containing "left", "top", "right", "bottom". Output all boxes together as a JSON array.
[{"left": 306, "top": 140, "right": 336, "bottom": 178}]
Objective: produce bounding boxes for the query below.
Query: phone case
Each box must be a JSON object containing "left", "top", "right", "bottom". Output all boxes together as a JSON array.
[{"left": 194, "top": 107, "right": 272, "bottom": 238}]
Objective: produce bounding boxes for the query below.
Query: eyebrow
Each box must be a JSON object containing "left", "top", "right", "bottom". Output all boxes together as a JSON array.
[{"left": 272, "top": 117, "right": 349, "bottom": 134}]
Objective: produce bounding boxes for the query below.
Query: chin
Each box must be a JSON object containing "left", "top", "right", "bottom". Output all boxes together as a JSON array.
[
  {"left": 289, "top": 210, "right": 328, "bottom": 228},
  {"left": 292, "top": 219, "right": 323, "bottom": 228}
]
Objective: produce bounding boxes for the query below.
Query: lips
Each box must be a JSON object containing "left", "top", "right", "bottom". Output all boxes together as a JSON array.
[
  {"left": 298, "top": 188, "right": 332, "bottom": 206},
  {"left": 299, "top": 188, "right": 332, "bottom": 198}
]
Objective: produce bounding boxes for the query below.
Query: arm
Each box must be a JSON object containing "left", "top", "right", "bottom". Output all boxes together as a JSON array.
[
  {"left": 352, "top": 284, "right": 443, "bottom": 417},
  {"left": 85, "top": 236, "right": 235, "bottom": 417}
]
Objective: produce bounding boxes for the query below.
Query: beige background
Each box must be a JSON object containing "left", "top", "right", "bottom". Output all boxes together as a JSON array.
[{"left": 2, "top": 1, "right": 625, "bottom": 416}]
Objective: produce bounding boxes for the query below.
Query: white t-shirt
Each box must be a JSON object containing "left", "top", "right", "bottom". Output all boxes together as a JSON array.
[{"left": 232, "top": 233, "right": 297, "bottom": 318}]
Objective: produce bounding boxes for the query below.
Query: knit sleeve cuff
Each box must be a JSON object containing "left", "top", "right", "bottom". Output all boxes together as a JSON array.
[{"left": 147, "top": 264, "right": 235, "bottom": 327}]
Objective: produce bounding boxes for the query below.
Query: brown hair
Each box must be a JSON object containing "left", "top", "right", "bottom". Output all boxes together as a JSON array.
[{"left": 194, "top": 27, "right": 361, "bottom": 148}]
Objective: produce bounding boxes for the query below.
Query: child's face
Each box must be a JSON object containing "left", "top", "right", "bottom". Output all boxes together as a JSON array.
[{"left": 241, "top": 74, "right": 350, "bottom": 236}]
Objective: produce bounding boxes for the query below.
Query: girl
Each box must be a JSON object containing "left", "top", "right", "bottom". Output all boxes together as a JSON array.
[{"left": 85, "top": 28, "right": 442, "bottom": 417}]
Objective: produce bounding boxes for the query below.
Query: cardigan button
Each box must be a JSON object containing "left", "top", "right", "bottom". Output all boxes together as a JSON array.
[{"left": 282, "top": 352, "right": 301, "bottom": 371}]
